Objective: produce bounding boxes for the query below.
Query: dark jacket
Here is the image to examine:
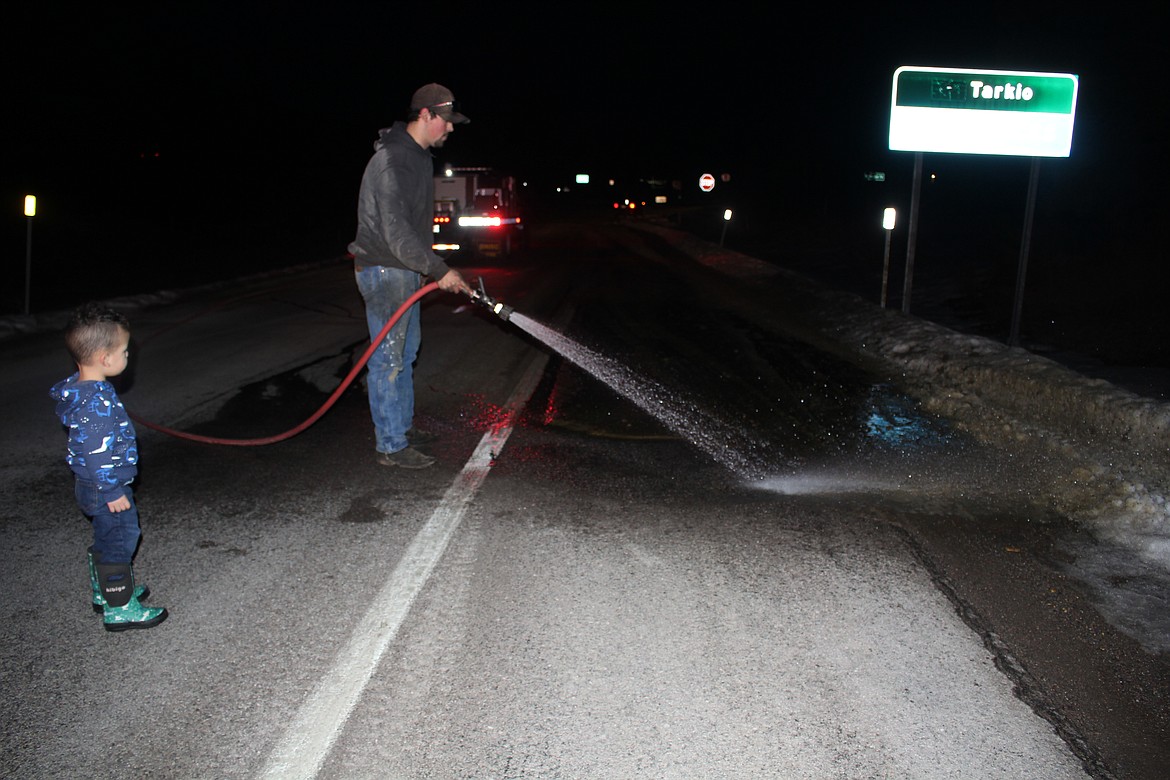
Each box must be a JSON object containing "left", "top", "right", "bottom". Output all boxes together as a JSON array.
[
  {"left": 49, "top": 374, "right": 138, "bottom": 500},
  {"left": 347, "top": 122, "right": 451, "bottom": 280}
]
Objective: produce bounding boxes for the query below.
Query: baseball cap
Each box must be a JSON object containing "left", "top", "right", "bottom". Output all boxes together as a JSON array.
[{"left": 410, "top": 83, "right": 470, "bottom": 124}]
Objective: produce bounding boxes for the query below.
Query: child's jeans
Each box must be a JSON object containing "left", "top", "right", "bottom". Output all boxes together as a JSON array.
[{"left": 75, "top": 479, "right": 142, "bottom": 564}]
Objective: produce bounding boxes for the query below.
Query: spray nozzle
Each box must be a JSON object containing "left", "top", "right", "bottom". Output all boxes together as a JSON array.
[{"left": 469, "top": 277, "right": 514, "bottom": 321}]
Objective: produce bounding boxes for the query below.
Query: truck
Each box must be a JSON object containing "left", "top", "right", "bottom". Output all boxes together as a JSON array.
[{"left": 433, "top": 166, "right": 525, "bottom": 259}]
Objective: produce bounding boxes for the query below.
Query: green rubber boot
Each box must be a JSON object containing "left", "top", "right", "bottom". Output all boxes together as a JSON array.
[
  {"left": 88, "top": 547, "right": 148, "bottom": 613},
  {"left": 96, "top": 562, "right": 168, "bottom": 632}
]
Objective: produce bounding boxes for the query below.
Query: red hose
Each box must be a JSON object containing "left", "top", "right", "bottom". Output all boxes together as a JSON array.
[{"left": 131, "top": 281, "right": 441, "bottom": 446}]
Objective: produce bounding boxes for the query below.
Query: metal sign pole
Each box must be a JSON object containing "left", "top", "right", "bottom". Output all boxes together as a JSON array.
[
  {"left": 1009, "top": 157, "right": 1041, "bottom": 346},
  {"left": 901, "top": 152, "right": 922, "bottom": 314}
]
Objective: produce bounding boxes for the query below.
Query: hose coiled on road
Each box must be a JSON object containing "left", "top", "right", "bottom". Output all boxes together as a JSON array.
[{"left": 130, "top": 281, "right": 440, "bottom": 446}]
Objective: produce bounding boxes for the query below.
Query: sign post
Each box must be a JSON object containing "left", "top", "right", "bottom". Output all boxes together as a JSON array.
[
  {"left": 902, "top": 153, "right": 922, "bottom": 314},
  {"left": 1010, "top": 158, "right": 1042, "bottom": 346}
]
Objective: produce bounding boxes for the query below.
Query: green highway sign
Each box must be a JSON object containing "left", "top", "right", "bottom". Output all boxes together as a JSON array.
[
  {"left": 895, "top": 68, "right": 1077, "bottom": 113},
  {"left": 889, "top": 66, "right": 1079, "bottom": 157}
]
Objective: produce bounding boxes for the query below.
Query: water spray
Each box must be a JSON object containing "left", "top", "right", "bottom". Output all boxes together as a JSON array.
[{"left": 469, "top": 277, "right": 514, "bottom": 321}]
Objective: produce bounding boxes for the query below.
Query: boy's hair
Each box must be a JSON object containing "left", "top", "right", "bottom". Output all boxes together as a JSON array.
[{"left": 65, "top": 302, "right": 129, "bottom": 366}]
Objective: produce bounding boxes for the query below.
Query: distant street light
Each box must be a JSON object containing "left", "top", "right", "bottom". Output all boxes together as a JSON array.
[
  {"left": 881, "top": 207, "right": 896, "bottom": 308},
  {"left": 24, "top": 195, "right": 36, "bottom": 315},
  {"left": 720, "top": 208, "right": 732, "bottom": 247}
]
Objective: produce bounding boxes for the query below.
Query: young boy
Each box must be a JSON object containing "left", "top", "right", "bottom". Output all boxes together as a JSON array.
[{"left": 50, "top": 302, "right": 168, "bottom": 632}]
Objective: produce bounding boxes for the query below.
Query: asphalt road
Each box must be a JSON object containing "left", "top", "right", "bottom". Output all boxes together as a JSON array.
[{"left": 2, "top": 219, "right": 1164, "bottom": 778}]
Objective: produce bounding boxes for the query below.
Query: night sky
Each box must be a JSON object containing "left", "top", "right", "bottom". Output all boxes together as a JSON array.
[{"left": 3, "top": 3, "right": 1166, "bottom": 339}]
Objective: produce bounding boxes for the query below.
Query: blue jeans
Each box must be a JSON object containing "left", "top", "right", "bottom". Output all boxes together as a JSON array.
[
  {"left": 355, "top": 265, "right": 422, "bottom": 454},
  {"left": 76, "top": 480, "right": 141, "bottom": 564}
]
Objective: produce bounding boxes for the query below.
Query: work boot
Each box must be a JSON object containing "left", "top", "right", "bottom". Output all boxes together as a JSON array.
[
  {"left": 88, "top": 547, "right": 148, "bottom": 613},
  {"left": 95, "top": 562, "right": 168, "bottom": 632},
  {"left": 376, "top": 447, "right": 435, "bottom": 469}
]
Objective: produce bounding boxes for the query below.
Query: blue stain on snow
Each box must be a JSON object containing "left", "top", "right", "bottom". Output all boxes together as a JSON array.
[{"left": 863, "top": 384, "right": 955, "bottom": 450}]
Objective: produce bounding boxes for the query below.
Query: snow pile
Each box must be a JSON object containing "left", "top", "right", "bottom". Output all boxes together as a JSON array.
[
  {"left": 837, "top": 299, "right": 1170, "bottom": 565},
  {"left": 639, "top": 221, "right": 1170, "bottom": 573}
]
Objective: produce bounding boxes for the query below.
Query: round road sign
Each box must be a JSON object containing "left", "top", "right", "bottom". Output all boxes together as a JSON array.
[{"left": 699, "top": 173, "right": 715, "bottom": 192}]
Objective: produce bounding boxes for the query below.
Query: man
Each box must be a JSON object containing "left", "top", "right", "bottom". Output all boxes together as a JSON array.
[{"left": 349, "top": 83, "right": 473, "bottom": 469}]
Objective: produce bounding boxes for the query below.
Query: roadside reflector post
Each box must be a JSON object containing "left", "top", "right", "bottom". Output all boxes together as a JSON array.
[
  {"left": 720, "top": 208, "right": 732, "bottom": 247},
  {"left": 881, "top": 207, "right": 896, "bottom": 308},
  {"left": 23, "top": 195, "right": 36, "bottom": 315}
]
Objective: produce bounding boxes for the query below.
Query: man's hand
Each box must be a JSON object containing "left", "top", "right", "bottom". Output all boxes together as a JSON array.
[{"left": 436, "top": 269, "right": 473, "bottom": 296}]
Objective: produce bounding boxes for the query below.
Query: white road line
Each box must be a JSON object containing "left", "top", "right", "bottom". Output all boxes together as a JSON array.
[{"left": 261, "top": 348, "right": 550, "bottom": 779}]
